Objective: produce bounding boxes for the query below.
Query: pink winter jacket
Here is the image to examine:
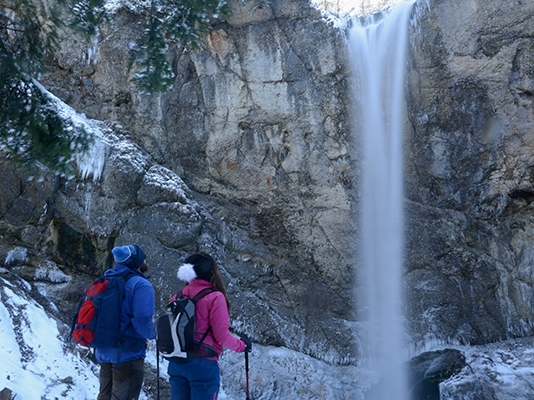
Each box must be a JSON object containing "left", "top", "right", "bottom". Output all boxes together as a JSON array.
[{"left": 178, "top": 279, "right": 246, "bottom": 358}]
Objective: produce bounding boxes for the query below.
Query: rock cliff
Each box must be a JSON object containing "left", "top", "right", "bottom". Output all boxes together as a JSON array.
[
  {"left": 4, "top": 0, "right": 357, "bottom": 366},
  {"left": 405, "top": 0, "right": 534, "bottom": 349}
]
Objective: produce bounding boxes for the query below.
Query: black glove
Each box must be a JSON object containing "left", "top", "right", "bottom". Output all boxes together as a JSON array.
[{"left": 240, "top": 335, "right": 252, "bottom": 352}]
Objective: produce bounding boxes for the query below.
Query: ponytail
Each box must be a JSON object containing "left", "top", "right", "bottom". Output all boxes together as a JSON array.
[{"left": 210, "top": 260, "right": 230, "bottom": 310}]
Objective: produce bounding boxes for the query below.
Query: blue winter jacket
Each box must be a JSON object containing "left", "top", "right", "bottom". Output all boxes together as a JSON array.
[{"left": 95, "top": 263, "right": 156, "bottom": 364}]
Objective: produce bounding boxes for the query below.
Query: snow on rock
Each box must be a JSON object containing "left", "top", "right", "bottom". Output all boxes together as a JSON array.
[
  {"left": 104, "top": 0, "right": 151, "bottom": 14},
  {"left": 137, "top": 165, "right": 190, "bottom": 206},
  {"left": 32, "top": 80, "right": 108, "bottom": 181},
  {"left": 217, "top": 345, "right": 372, "bottom": 400},
  {"left": 34, "top": 261, "right": 72, "bottom": 284},
  {"left": 0, "top": 277, "right": 99, "bottom": 399},
  {"left": 35, "top": 79, "right": 152, "bottom": 184},
  {"left": 4, "top": 247, "right": 28, "bottom": 266},
  {"left": 440, "top": 337, "right": 534, "bottom": 400},
  {"left": 104, "top": 130, "right": 149, "bottom": 175}
]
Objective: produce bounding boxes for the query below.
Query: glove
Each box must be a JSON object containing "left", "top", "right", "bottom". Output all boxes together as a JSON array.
[{"left": 240, "top": 335, "right": 252, "bottom": 352}]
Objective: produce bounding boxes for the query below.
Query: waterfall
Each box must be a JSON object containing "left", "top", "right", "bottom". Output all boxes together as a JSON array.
[{"left": 349, "top": 1, "right": 415, "bottom": 399}]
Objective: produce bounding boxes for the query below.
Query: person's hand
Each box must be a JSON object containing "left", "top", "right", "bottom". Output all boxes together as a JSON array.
[{"left": 240, "top": 335, "right": 252, "bottom": 352}]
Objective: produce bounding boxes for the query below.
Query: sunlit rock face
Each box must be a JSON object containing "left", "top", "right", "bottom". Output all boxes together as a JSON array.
[
  {"left": 405, "top": 0, "right": 534, "bottom": 348},
  {"left": 2, "top": 0, "right": 534, "bottom": 372}
]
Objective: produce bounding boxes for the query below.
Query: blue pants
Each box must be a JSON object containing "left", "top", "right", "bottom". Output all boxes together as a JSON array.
[{"left": 168, "top": 358, "right": 220, "bottom": 400}]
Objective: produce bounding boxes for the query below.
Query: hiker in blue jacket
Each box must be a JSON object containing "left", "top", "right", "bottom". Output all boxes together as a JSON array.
[{"left": 96, "top": 244, "right": 156, "bottom": 400}]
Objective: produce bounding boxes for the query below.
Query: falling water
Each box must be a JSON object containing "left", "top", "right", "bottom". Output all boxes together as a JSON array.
[{"left": 349, "top": 1, "right": 415, "bottom": 399}]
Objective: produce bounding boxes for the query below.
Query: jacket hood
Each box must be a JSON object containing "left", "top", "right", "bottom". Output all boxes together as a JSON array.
[{"left": 105, "top": 263, "right": 143, "bottom": 277}]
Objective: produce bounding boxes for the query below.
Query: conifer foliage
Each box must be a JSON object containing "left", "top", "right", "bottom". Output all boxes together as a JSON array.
[
  {"left": 0, "top": 0, "right": 228, "bottom": 173},
  {"left": 69, "top": 0, "right": 109, "bottom": 39},
  {"left": 132, "top": 0, "right": 229, "bottom": 93},
  {"left": 0, "top": 0, "right": 91, "bottom": 175}
]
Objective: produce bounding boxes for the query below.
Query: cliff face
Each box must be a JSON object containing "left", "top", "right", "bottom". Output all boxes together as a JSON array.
[
  {"left": 405, "top": 0, "right": 534, "bottom": 347},
  {"left": 2, "top": 0, "right": 534, "bottom": 369},
  {"left": 5, "top": 0, "right": 357, "bottom": 365}
]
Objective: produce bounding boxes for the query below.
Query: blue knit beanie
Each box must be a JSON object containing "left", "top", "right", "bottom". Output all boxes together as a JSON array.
[{"left": 112, "top": 245, "right": 146, "bottom": 270}]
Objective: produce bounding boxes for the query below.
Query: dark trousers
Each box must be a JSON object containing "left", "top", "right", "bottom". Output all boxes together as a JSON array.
[{"left": 97, "top": 358, "right": 145, "bottom": 400}]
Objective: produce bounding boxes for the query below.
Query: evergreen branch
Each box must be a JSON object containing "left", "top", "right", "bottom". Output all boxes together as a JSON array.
[{"left": 0, "top": 0, "right": 232, "bottom": 173}]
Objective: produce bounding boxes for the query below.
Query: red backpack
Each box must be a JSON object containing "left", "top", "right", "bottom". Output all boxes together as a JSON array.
[{"left": 71, "top": 274, "right": 134, "bottom": 348}]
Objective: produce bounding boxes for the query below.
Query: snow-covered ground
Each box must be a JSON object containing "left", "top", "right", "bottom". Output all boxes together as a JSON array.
[
  {"left": 440, "top": 337, "right": 534, "bottom": 400},
  {"left": 0, "top": 274, "right": 371, "bottom": 399},
  {"left": 0, "top": 276, "right": 100, "bottom": 399},
  {"left": 2, "top": 273, "right": 534, "bottom": 399}
]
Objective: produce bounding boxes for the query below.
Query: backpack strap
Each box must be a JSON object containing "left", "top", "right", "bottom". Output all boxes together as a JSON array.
[
  {"left": 167, "top": 287, "right": 216, "bottom": 309},
  {"left": 115, "top": 272, "right": 143, "bottom": 369},
  {"left": 165, "top": 287, "right": 215, "bottom": 353},
  {"left": 191, "top": 287, "right": 217, "bottom": 303},
  {"left": 167, "top": 290, "right": 183, "bottom": 307},
  {"left": 190, "top": 287, "right": 218, "bottom": 355}
]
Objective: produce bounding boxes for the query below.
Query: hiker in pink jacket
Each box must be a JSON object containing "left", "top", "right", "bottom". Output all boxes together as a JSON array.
[{"left": 168, "top": 253, "right": 252, "bottom": 400}]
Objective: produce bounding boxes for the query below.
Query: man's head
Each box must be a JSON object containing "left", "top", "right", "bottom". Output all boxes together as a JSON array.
[{"left": 112, "top": 244, "right": 146, "bottom": 271}]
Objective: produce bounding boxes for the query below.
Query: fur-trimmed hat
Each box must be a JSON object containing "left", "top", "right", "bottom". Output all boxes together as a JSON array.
[
  {"left": 112, "top": 244, "right": 146, "bottom": 270},
  {"left": 177, "top": 253, "right": 214, "bottom": 282}
]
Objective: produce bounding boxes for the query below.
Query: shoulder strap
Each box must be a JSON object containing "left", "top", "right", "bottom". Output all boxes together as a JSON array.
[
  {"left": 165, "top": 287, "right": 218, "bottom": 315},
  {"left": 122, "top": 271, "right": 142, "bottom": 282},
  {"left": 191, "top": 287, "right": 218, "bottom": 353},
  {"left": 191, "top": 287, "right": 217, "bottom": 303},
  {"left": 167, "top": 290, "right": 183, "bottom": 308},
  {"left": 168, "top": 287, "right": 216, "bottom": 305}
]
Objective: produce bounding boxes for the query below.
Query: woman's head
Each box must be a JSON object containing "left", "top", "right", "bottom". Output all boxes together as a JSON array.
[
  {"left": 177, "top": 252, "right": 214, "bottom": 282},
  {"left": 177, "top": 252, "right": 229, "bottom": 307}
]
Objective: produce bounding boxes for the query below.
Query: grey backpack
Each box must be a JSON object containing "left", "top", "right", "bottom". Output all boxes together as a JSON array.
[{"left": 156, "top": 288, "right": 216, "bottom": 360}]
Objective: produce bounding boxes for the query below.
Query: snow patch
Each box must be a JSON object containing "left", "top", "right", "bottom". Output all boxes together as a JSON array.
[
  {"left": 34, "top": 81, "right": 109, "bottom": 181},
  {"left": 104, "top": 0, "right": 151, "bottom": 14},
  {"left": 440, "top": 337, "right": 534, "bottom": 399},
  {"left": 34, "top": 262, "right": 72, "bottom": 284},
  {"left": 310, "top": 2, "right": 352, "bottom": 29},
  {"left": 142, "top": 165, "right": 189, "bottom": 201},
  {"left": 4, "top": 247, "right": 28, "bottom": 266},
  {"left": 0, "top": 279, "right": 100, "bottom": 399}
]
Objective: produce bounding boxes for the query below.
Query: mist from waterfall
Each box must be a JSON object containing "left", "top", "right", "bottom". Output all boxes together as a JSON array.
[{"left": 349, "top": 1, "right": 415, "bottom": 399}]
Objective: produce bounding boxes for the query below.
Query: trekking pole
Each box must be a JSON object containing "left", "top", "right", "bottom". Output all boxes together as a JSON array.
[
  {"left": 156, "top": 345, "right": 160, "bottom": 400},
  {"left": 245, "top": 351, "right": 251, "bottom": 400}
]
